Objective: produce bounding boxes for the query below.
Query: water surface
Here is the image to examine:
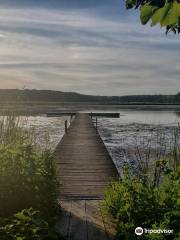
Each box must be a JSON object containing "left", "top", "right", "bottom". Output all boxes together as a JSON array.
[{"left": 8, "top": 109, "right": 180, "bottom": 173}]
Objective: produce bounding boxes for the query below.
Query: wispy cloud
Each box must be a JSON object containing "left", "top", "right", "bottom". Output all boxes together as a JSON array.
[{"left": 0, "top": 1, "right": 179, "bottom": 95}]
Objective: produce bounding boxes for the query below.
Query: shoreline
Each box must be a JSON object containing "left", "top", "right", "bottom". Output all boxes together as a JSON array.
[{"left": 0, "top": 102, "right": 180, "bottom": 116}]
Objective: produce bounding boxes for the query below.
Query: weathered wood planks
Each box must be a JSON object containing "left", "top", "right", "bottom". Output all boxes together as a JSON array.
[
  {"left": 55, "top": 113, "right": 118, "bottom": 239},
  {"left": 56, "top": 200, "right": 115, "bottom": 240},
  {"left": 55, "top": 113, "right": 118, "bottom": 200}
]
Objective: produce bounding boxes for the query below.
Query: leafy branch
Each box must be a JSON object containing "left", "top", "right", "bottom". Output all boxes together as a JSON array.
[{"left": 126, "top": 0, "right": 180, "bottom": 34}]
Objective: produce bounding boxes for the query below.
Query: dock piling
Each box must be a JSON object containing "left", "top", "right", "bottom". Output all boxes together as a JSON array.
[
  {"left": 96, "top": 117, "right": 98, "bottom": 133},
  {"left": 65, "top": 120, "right": 68, "bottom": 134},
  {"left": 90, "top": 112, "right": 92, "bottom": 119}
]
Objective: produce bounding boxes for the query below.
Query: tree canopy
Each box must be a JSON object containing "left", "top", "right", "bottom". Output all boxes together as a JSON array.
[{"left": 126, "top": 0, "right": 180, "bottom": 34}]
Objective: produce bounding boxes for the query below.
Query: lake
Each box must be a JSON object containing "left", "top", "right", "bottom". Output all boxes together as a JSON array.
[
  {"left": 8, "top": 108, "right": 180, "bottom": 173},
  {"left": 97, "top": 110, "right": 180, "bottom": 173}
]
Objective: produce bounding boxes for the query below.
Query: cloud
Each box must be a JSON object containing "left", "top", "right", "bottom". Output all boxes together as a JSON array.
[{"left": 0, "top": 1, "right": 179, "bottom": 95}]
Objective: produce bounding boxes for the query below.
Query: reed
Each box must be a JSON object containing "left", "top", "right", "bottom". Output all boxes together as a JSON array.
[{"left": 102, "top": 125, "right": 180, "bottom": 240}]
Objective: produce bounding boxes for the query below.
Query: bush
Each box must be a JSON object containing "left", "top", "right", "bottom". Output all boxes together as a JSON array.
[
  {"left": 102, "top": 167, "right": 180, "bottom": 240},
  {"left": 0, "top": 143, "right": 59, "bottom": 218},
  {"left": 0, "top": 116, "right": 61, "bottom": 239},
  {"left": 0, "top": 208, "right": 60, "bottom": 240}
]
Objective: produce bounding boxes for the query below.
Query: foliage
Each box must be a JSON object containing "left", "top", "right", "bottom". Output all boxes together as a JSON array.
[
  {"left": 0, "top": 139, "right": 59, "bottom": 218},
  {"left": 126, "top": 0, "right": 180, "bottom": 34},
  {"left": 0, "top": 90, "right": 180, "bottom": 109},
  {"left": 174, "top": 93, "right": 180, "bottom": 103},
  {"left": 102, "top": 165, "right": 180, "bottom": 239},
  {"left": 0, "top": 116, "right": 61, "bottom": 238},
  {"left": 0, "top": 208, "right": 60, "bottom": 240}
]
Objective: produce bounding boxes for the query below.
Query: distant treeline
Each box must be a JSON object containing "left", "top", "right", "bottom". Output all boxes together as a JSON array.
[{"left": 0, "top": 89, "right": 179, "bottom": 104}]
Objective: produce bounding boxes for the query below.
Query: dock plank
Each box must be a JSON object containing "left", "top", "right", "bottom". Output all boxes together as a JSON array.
[
  {"left": 55, "top": 201, "right": 71, "bottom": 238},
  {"left": 86, "top": 200, "right": 109, "bottom": 240},
  {"left": 69, "top": 200, "right": 87, "bottom": 240},
  {"left": 55, "top": 113, "right": 118, "bottom": 239},
  {"left": 55, "top": 113, "right": 118, "bottom": 199}
]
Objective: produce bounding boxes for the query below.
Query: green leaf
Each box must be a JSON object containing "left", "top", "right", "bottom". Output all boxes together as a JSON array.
[
  {"left": 151, "top": 1, "right": 180, "bottom": 27},
  {"left": 140, "top": 4, "right": 157, "bottom": 25},
  {"left": 16, "top": 237, "right": 25, "bottom": 240},
  {"left": 126, "top": 0, "right": 180, "bottom": 33},
  {"left": 14, "top": 212, "right": 31, "bottom": 221},
  {"left": 151, "top": 4, "right": 170, "bottom": 26},
  {"left": 160, "top": 2, "right": 174, "bottom": 26},
  {"left": 161, "top": 1, "right": 180, "bottom": 26},
  {"left": 141, "top": 1, "right": 180, "bottom": 28}
]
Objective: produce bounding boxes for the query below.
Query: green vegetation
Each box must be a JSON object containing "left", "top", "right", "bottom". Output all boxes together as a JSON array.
[
  {"left": 0, "top": 116, "right": 61, "bottom": 239},
  {"left": 103, "top": 167, "right": 180, "bottom": 239},
  {"left": 0, "top": 89, "right": 180, "bottom": 105},
  {"left": 102, "top": 130, "right": 180, "bottom": 239},
  {"left": 126, "top": 0, "right": 180, "bottom": 34},
  {"left": 0, "top": 209, "right": 60, "bottom": 240}
]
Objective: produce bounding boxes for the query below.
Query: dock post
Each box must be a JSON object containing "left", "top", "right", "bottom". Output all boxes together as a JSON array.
[
  {"left": 65, "top": 120, "right": 68, "bottom": 134},
  {"left": 96, "top": 118, "right": 98, "bottom": 133}
]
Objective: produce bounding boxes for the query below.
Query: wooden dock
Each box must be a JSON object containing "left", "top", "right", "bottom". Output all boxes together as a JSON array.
[
  {"left": 55, "top": 200, "right": 116, "bottom": 240},
  {"left": 47, "top": 111, "right": 120, "bottom": 118},
  {"left": 55, "top": 113, "right": 118, "bottom": 239}
]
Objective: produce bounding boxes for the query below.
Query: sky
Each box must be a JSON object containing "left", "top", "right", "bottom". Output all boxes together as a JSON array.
[{"left": 0, "top": 0, "right": 179, "bottom": 96}]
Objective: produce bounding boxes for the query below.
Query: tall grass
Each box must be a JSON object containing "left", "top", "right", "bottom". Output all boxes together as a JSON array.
[
  {"left": 121, "top": 125, "right": 180, "bottom": 186},
  {"left": 0, "top": 115, "right": 61, "bottom": 239}
]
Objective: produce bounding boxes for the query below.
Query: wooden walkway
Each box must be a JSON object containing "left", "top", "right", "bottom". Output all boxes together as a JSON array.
[
  {"left": 55, "top": 113, "right": 118, "bottom": 239},
  {"left": 55, "top": 200, "right": 116, "bottom": 240},
  {"left": 55, "top": 113, "right": 118, "bottom": 199}
]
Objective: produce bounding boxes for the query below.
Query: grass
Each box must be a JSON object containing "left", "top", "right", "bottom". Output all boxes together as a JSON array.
[
  {"left": 102, "top": 126, "right": 180, "bottom": 240},
  {"left": 0, "top": 115, "right": 61, "bottom": 239}
]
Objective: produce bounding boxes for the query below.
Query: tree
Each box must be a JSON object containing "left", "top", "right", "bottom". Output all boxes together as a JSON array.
[
  {"left": 174, "top": 93, "right": 180, "bottom": 102},
  {"left": 126, "top": 0, "right": 180, "bottom": 34}
]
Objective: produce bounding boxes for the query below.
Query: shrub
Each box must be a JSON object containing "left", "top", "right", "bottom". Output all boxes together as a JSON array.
[
  {"left": 0, "top": 142, "right": 59, "bottom": 218},
  {"left": 0, "top": 116, "right": 61, "bottom": 238},
  {"left": 102, "top": 167, "right": 180, "bottom": 239},
  {"left": 0, "top": 208, "right": 60, "bottom": 240}
]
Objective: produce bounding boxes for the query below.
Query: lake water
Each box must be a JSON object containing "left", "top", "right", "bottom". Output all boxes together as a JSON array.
[
  {"left": 97, "top": 110, "right": 180, "bottom": 173},
  {"left": 12, "top": 109, "right": 180, "bottom": 173}
]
